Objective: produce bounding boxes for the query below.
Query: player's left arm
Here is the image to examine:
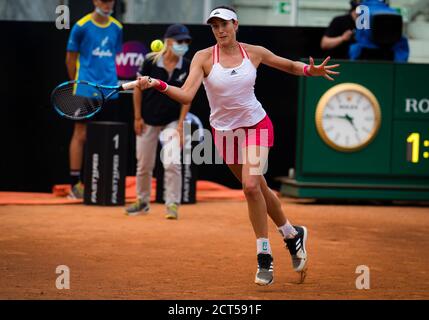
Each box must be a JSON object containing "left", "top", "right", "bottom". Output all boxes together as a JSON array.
[{"left": 255, "top": 45, "right": 340, "bottom": 81}]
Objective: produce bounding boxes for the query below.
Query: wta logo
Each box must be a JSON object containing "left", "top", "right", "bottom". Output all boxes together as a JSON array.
[{"left": 116, "top": 41, "right": 148, "bottom": 79}]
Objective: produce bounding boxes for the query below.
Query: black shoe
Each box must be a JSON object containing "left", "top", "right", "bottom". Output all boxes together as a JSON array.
[
  {"left": 285, "top": 226, "right": 308, "bottom": 272},
  {"left": 255, "top": 253, "right": 274, "bottom": 286}
]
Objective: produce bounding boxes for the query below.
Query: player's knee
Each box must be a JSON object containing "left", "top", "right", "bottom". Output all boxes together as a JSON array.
[
  {"left": 242, "top": 180, "right": 261, "bottom": 199},
  {"left": 78, "top": 133, "right": 87, "bottom": 143},
  {"left": 71, "top": 133, "right": 86, "bottom": 144},
  {"left": 73, "top": 125, "right": 87, "bottom": 143}
]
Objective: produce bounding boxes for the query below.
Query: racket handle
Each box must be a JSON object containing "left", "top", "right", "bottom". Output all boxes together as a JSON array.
[{"left": 121, "top": 80, "right": 139, "bottom": 91}]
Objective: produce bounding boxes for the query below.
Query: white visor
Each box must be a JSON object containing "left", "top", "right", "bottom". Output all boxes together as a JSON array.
[{"left": 206, "top": 8, "right": 238, "bottom": 24}]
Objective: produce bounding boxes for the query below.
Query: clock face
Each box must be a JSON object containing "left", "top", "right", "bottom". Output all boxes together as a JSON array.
[{"left": 316, "top": 83, "right": 382, "bottom": 152}]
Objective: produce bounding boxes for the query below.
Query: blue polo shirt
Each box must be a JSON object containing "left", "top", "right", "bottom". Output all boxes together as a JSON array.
[{"left": 67, "top": 14, "right": 123, "bottom": 97}]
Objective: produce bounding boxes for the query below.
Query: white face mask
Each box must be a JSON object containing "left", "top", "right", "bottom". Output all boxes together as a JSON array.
[
  {"left": 96, "top": 6, "right": 113, "bottom": 17},
  {"left": 172, "top": 43, "right": 189, "bottom": 57}
]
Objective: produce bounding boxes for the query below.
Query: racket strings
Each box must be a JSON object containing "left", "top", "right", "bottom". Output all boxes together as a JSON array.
[{"left": 52, "top": 83, "right": 104, "bottom": 119}]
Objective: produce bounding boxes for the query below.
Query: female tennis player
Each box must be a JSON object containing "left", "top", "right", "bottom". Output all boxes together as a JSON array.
[{"left": 136, "top": 6, "right": 340, "bottom": 286}]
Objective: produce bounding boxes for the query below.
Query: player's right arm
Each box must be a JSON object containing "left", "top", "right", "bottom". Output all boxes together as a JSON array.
[
  {"left": 137, "top": 49, "right": 208, "bottom": 105},
  {"left": 66, "top": 52, "right": 78, "bottom": 80},
  {"left": 65, "top": 23, "right": 83, "bottom": 80}
]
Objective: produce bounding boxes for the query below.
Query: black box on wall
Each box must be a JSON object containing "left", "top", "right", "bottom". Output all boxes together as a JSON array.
[{"left": 84, "top": 121, "right": 128, "bottom": 206}]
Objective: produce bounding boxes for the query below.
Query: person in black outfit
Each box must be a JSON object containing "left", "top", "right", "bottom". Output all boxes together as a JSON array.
[
  {"left": 320, "top": 0, "right": 360, "bottom": 59},
  {"left": 125, "top": 24, "right": 192, "bottom": 220}
]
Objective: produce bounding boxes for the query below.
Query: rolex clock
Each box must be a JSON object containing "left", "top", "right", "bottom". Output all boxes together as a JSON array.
[
  {"left": 315, "top": 83, "right": 382, "bottom": 152},
  {"left": 281, "top": 61, "right": 429, "bottom": 201}
]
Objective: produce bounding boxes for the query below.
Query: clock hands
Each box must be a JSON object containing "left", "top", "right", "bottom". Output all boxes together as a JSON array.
[
  {"left": 344, "top": 114, "right": 359, "bottom": 133},
  {"left": 324, "top": 114, "right": 348, "bottom": 120},
  {"left": 324, "top": 113, "right": 358, "bottom": 132}
]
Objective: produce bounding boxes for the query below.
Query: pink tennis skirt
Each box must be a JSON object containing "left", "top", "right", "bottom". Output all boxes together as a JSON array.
[{"left": 211, "top": 115, "right": 274, "bottom": 165}]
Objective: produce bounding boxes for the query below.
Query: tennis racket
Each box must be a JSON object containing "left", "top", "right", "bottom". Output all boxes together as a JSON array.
[{"left": 51, "top": 80, "right": 139, "bottom": 120}]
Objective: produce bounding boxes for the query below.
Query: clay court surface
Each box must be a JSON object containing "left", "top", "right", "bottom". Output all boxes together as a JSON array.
[{"left": 0, "top": 198, "right": 428, "bottom": 300}]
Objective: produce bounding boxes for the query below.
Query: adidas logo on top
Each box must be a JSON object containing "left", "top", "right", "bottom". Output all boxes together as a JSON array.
[
  {"left": 214, "top": 11, "right": 220, "bottom": 15},
  {"left": 231, "top": 70, "right": 237, "bottom": 75}
]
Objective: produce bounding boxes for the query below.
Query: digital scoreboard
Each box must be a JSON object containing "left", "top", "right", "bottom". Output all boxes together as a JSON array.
[{"left": 281, "top": 61, "right": 429, "bottom": 200}]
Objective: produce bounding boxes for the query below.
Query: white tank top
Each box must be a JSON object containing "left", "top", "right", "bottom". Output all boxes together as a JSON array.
[{"left": 203, "top": 43, "right": 266, "bottom": 130}]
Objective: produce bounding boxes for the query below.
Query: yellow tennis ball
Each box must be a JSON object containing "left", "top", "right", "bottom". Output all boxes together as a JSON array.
[{"left": 150, "top": 39, "right": 164, "bottom": 52}]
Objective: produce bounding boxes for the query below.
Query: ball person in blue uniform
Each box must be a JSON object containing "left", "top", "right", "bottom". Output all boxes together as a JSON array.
[{"left": 65, "top": 0, "right": 123, "bottom": 199}]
